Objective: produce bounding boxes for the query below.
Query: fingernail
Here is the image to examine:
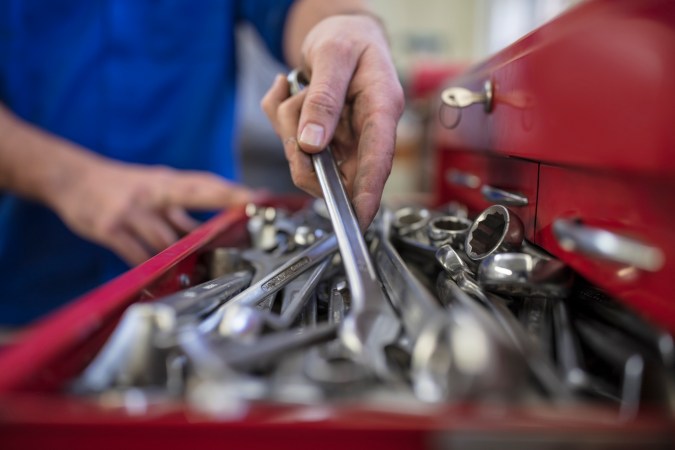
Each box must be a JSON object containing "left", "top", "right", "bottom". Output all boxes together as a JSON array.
[{"left": 299, "top": 123, "right": 324, "bottom": 147}]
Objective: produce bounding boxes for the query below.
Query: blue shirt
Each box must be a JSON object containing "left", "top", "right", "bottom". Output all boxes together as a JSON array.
[{"left": 0, "top": 0, "right": 294, "bottom": 325}]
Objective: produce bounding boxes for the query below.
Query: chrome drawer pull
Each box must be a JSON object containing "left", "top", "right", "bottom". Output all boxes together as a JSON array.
[
  {"left": 481, "top": 185, "right": 529, "bottom": 206},
  {"left": 553, "top": 219, "right": 665, "bottom": 272},
  {"left": 446, "top": 169, "right": 481, "bottom": 189}
]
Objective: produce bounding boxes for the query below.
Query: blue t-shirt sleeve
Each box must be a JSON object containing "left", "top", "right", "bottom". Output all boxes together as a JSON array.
[{"left": 236, "top": 0, "right": 296, "bottom": 63}]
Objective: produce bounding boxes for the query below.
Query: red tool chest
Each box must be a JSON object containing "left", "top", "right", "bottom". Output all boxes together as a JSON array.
[{"left": 1, "top": 0, "right": 674, "bottom": 448}]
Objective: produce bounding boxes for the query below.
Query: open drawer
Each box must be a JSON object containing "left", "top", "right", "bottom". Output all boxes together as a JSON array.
[{"left": 1, "top": 197, "right": 674, "bottom": 450}]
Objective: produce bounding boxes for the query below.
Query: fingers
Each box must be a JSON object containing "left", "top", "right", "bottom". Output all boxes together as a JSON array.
[
  {"left": 279, "top": 92, "right": 323, "bottom": 198},
  {"left": 126, "top": 209, "right": 179, "bottom": 254},
  {"left": 261, "top": 74, "right": 291, "bottom": 135},
  {"left": 107, "top": 228, "right": 153, "bottom": 266},
  {"left": 165, "top": 206, "right": 200, "bottom": 235},
  {"left": 263, "top": 74, "right": 323, "bottom": 198},
  {"left": 351, "top": 112, "right": 398, "bottom": 228},
  {"left": 166, "top": 172, "right": 255, "bottom": 210}
]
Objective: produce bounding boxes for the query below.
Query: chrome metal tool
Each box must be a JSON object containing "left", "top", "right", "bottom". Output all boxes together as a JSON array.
[{"left": 287, "top": 69, "right": 401, "bottom": 378}]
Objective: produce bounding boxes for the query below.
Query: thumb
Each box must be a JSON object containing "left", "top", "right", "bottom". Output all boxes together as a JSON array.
[{"left": 297, "top": 60, "right": 355, "bottom": 153}]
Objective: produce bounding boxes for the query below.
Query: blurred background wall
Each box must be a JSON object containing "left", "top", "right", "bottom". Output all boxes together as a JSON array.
[{"left": 235, "top": 0, "right": 583, "bottom": 199}]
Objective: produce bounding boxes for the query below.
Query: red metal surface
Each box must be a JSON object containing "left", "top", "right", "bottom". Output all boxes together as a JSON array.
[
  {"left": 434, "top": 150, "right": 539, "bottom": 241},
  {"left": 1, "top": 197, "right": 672, "bottom": 449},
  {"left": 433, "top": 0, "right": 675, "bottom": 333},
  {"left": 536, "top": 164, "right": 675, "bottom": 333},
  {"left": 2, "top": 0, "right": 675, "bottom": 447},
  {"left": 434, "top": 0, "right": 675, "bottom": 176}
]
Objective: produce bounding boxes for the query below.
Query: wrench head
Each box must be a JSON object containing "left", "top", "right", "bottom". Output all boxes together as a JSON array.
[
  {"left": 465, "top": 205, "right": 524, "bottom": 261},
  {"left": 427, "top": 215, "right": 472, "bottom": 248},
  {"left": 217, "top": 304, "right": 266, "bottom": 342},
  {"left": 435, "top": 244, "right": 468, "bottom": 279},
  {"left": 478, "top": 252, "right": 573, "bottom": 298},
  {"left": 340, "top": 308, "right": 401, "bottom": 379}
]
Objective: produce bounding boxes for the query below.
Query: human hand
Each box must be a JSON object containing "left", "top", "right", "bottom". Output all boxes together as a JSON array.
[
  {"left": 49, "top": 159, "right": 255, "bottom": 265},
  {"left": 262, "top": 13, "right": 404, "bottom": 228}
]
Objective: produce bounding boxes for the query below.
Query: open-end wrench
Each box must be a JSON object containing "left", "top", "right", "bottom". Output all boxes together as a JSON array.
[
  {"left": 179, "top": 322, "right": 338, "bottom": 373},
  {"left": 303, "top": 280, "right": 372, "bottom": 388},
  {"left": 372, "top": 208, "right": 521, "bottom": 401},
  {"left": 197, "top": 233, "right": 338, "bottom": 334},
  {"left": 435, "top": 244, "right": 572, "bottom": 400},
  {"left": 287, "top": 69, "right": 400, "bottom": 379},
  {"left": 218, "top": 258, "right": 332, "bottom": 341},
  {"left": 551, "top": 299, "right": 620, "bottom": 403},
  {"left": 74, "top": 270, "right": 253, "bottom": 392}
]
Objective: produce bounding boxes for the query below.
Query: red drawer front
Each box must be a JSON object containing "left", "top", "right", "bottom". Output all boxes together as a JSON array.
[
  {"left": 434, "top": 0, "right": 675, "bottom": 177},
  {"left": 434, "top": 149, "right": 538, "bottom": 241},
  {"left": 536, "top": 164, "right": 675, "bottom": 332}
]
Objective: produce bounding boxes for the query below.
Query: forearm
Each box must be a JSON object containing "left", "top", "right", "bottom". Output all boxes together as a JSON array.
[
  {"left": 0, "top": 103, "right": 101, "bottom": 208},
  {"left": 283, "top": 0, "right": 378, "bottom": 67}
]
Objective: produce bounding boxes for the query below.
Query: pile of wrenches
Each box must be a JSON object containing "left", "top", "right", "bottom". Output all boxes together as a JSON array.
[{"left": 73, "top": 199, "right": 675, "bottom": 418}]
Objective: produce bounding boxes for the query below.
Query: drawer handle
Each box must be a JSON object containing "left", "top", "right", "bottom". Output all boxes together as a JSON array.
[
  {"left": 446, "top": 169, "right": 481, "bottom": 189},
  {"left": 481, "top": 185, "right": 529, "bottom": 206},
  {"left": 553, "top": 219, "right": 665, "bottom": 272}
]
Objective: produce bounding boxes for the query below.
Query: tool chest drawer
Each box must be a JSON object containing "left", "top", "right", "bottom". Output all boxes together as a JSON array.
[
  {"left": 536, "top": 164, "right": 675, "bottom": 332},
  {"left": 2, "top": 0, "right": 675, "bottom": 448},
  {"left": 435, "top": 150, "right": 538, "bottom": 241},
  {"left": 433, "top": 0, "right": 675, "bottom": 332},
  {"left": 435, "top": 0, "right": 675, "bottom": 175},
  {"left": 2, "top": 197, "right": 674, "bottom": 449}
]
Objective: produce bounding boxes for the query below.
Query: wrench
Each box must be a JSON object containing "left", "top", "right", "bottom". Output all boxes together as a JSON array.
[
  {"left": 179, "top": 322, "right": 338, "bottom": 373},
  {"left": 429, "top": 275, "right": 528, "bottom": 402},
  {"left": 435, "top": 244, "right": 572, "bottom": 400},
  {"left": 551, "top": 299, "right": 620, "bottom": 403},
  {"left": 74, "top": 270, "right": 253, "bottom": 392},
  {"left": 373, "top": 208, "right": 520, "bottom": 401},
  {"left": 303, "top": 280, "right": 372, "bottom": 388},
  {"left": 288, "top": 69, "right": 400, "bottom": 379},
  {"left": 198, "top": 233, "right": 339, "bottom": 334},
  {"left": 218, "top": 258, "right": 332, "bottom": 341},
  {"left": 478, "top": 252, "right": 573, "bottom": 299}
]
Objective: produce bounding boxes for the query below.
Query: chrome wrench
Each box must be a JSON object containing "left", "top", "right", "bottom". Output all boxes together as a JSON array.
[
  {"left": 199, "top": 233, "right": 338, "bottom": 334},
  {"left": 287, "top": 69, "right": 400, "bottom": 378}
]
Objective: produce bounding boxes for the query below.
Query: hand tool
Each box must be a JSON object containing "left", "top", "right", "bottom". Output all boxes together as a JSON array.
[
  {"left": 303, "top": 279, "right": 372, "bottom": 388},
  {"left": 435, "top": 244, "right": 572, "bottom": 400},
  {"left": 287, "top": 69, "right": 401, "bottom": 379},
  {"left": 392, "top": 206, "right": 431, "bottom": 240},
  {"left": 74, "top": 270, "right": 253, "bottom": 392},
  {"left": 427, "top": 215, "right": 473, "bottom": 249},
  {"left": 477, "top": 252, "right": 573, "bottom": 299},
  {"left": 465, "top": 205, "right": 524, "bottom": 261},
  {"left": 199, "top": 233, "right": 338, "bottom": 334},
  {"left": 218, "top": 258, "right": 332, "bottom": 341}
]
